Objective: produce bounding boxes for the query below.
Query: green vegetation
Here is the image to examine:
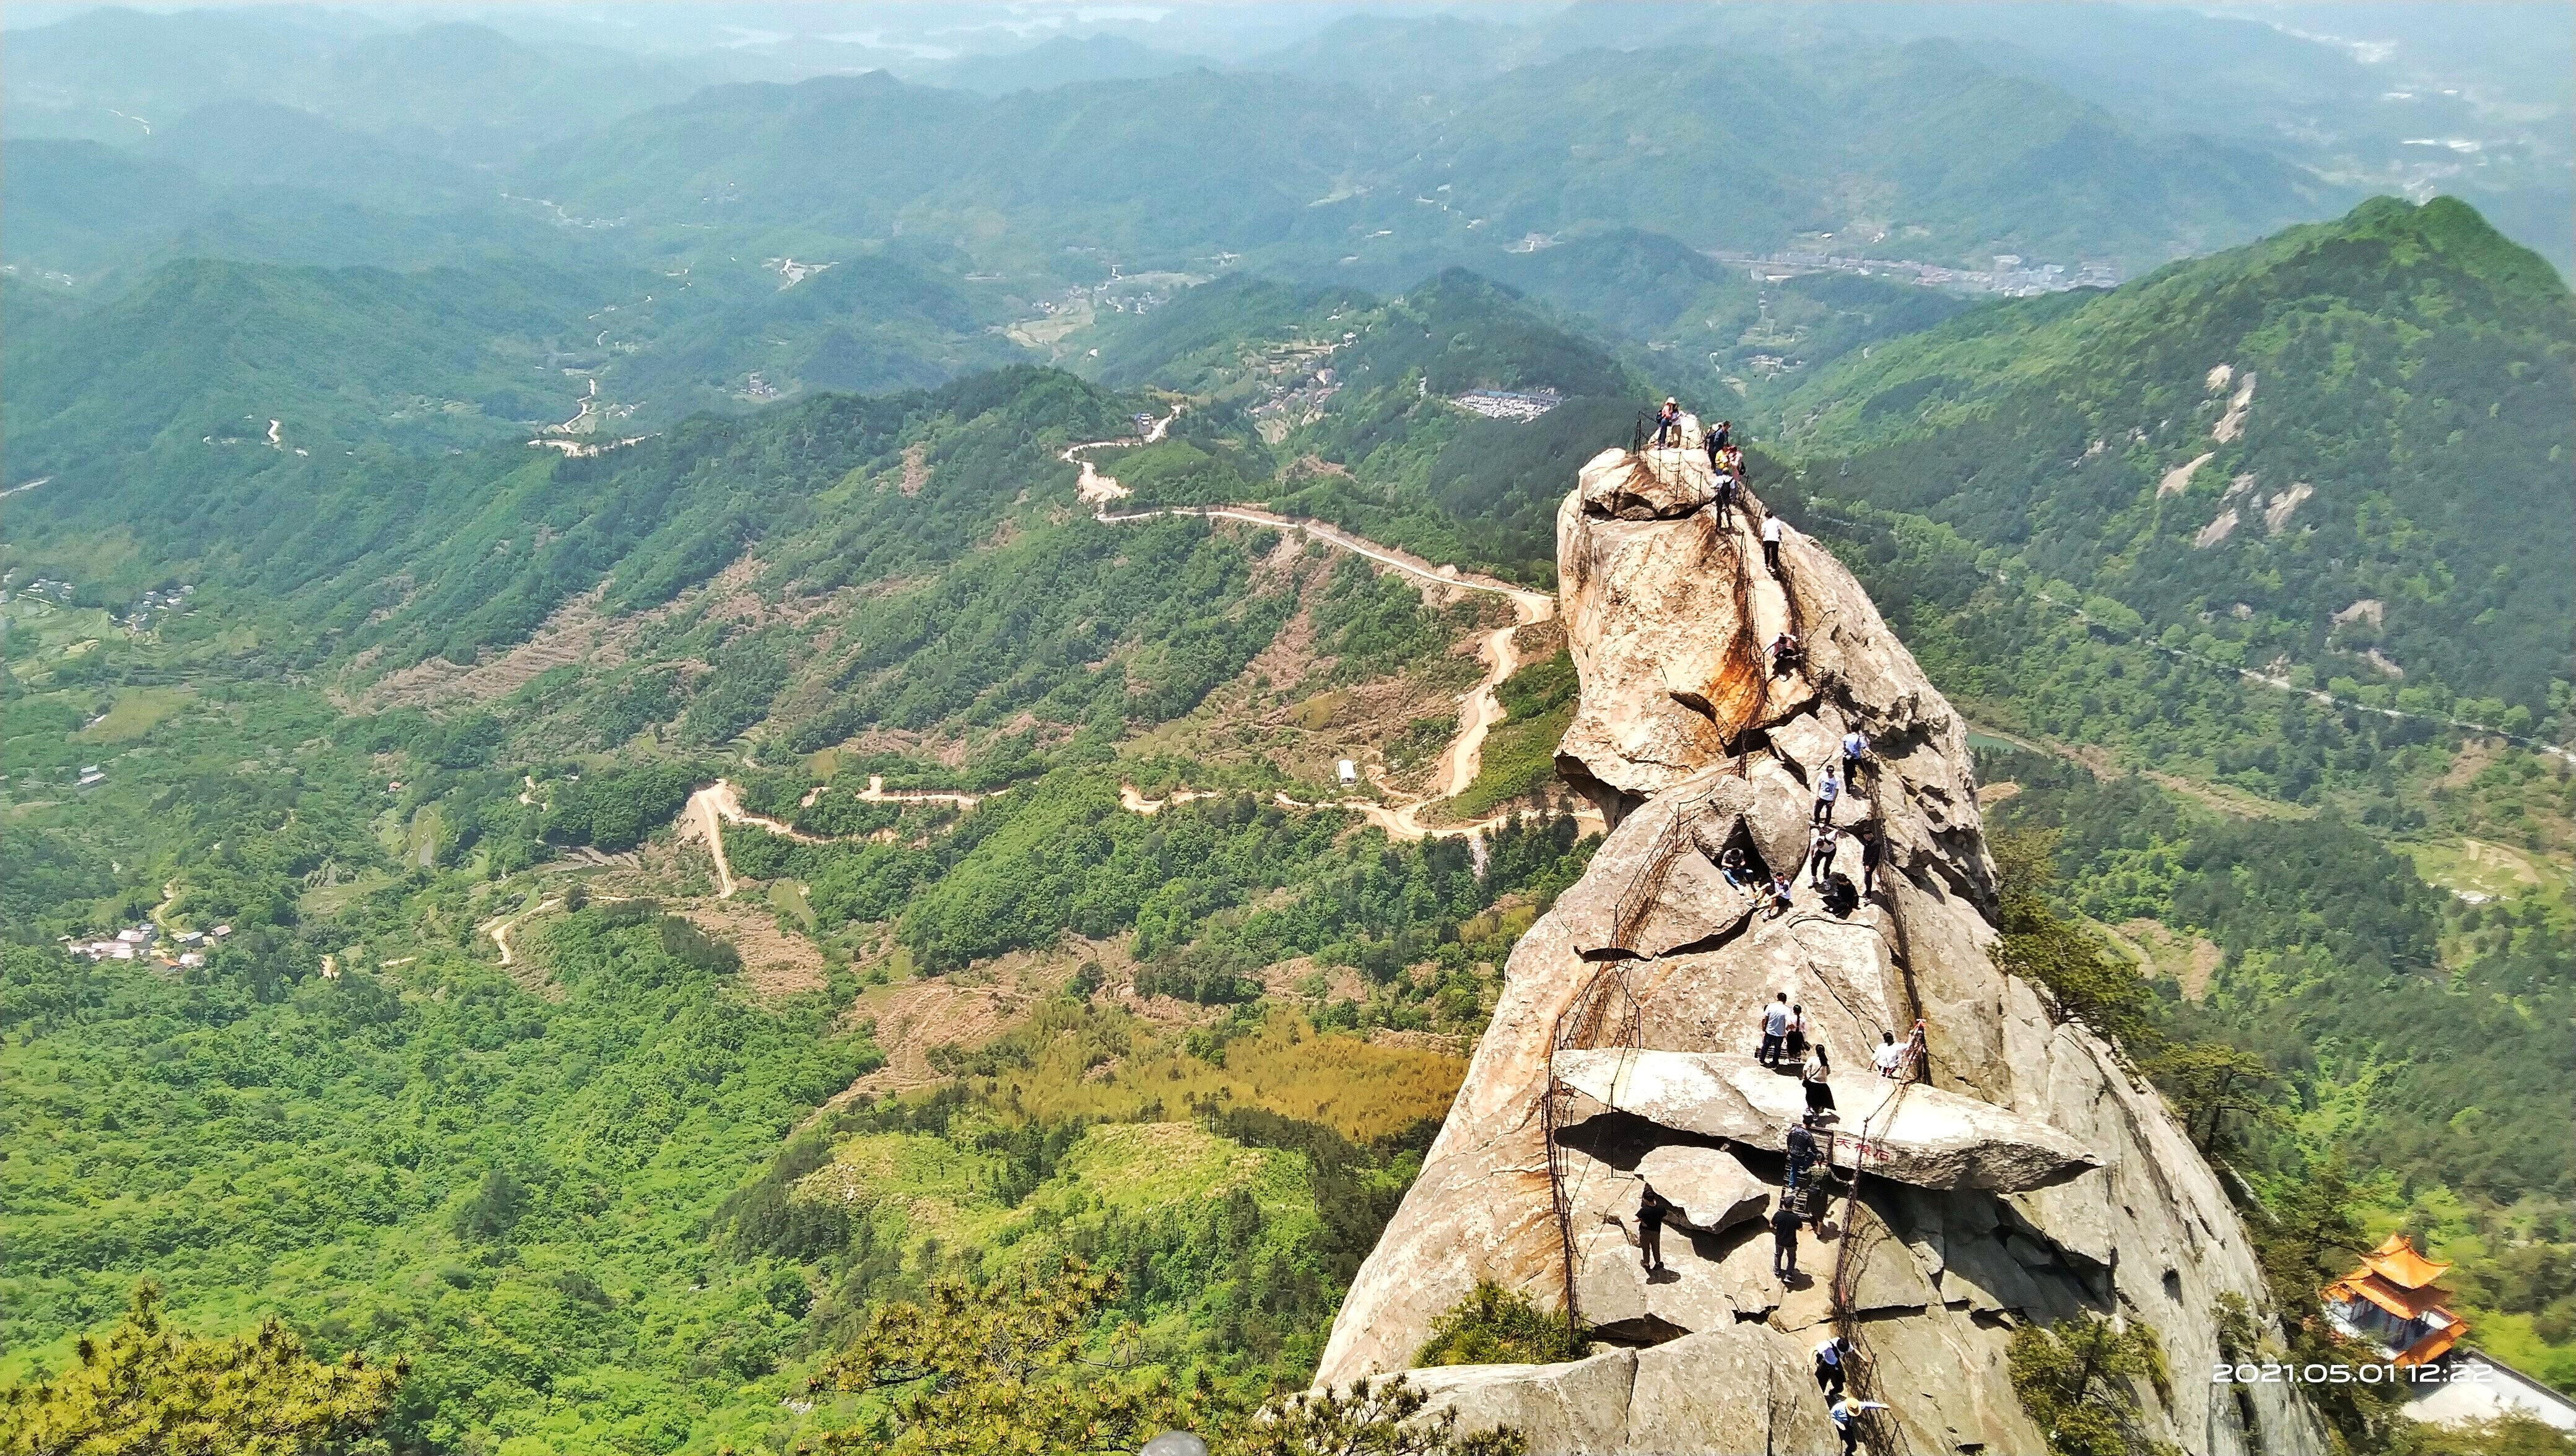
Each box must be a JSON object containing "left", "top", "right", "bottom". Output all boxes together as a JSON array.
[
  {"left": 2005, "top": 1314, "right": 2176, "bottom": 1456},
  {"left": 1452, "top": 650, "right": 1578, "bottom": 819},
  {"left": 1781, "top": 196, "right": 2575, "bottom": 716},
  {"left": 1415, "top": 1281, "right": 1590, "bottom": 1368},
  {"left": 0, "top": 1281, "right": 403, "bottom": 1456}
]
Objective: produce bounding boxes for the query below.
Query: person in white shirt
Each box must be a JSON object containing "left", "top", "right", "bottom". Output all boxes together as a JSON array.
[
  {"left": 1874, "top": 1031, "right": 1905, "bottom": 1078},
  {"left": 1813, "top": 1334, "right": 1852, "bottom": 1398},
  {"left": 1812, "top": 763, "right": 1840, "bottom": 825},
  {"left": 1830, "top": 1398, "right": 1891, "bottom": 1455},
  {"left": 1759, "top": 993, "right": 1793, "bottom": 1067},
  {"left": 1808, "top": 825, "right": 1840, "bottom": 887},
  {"left": 1840, "top": 728, "right": 1868, "bottom": 782},
  {"left": 1761, "top": 513, "right": 1786, "bottom": 575}
]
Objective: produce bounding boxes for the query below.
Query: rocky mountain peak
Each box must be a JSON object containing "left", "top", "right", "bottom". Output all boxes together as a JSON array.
[{"left": 1313, "top": 430, "right": 2327, "bottom": 1455}]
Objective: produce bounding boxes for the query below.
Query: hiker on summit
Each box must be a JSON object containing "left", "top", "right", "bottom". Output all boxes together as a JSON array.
[
  {"left": 1761, "top": 513, "right": 1785, "bottom": 575},
  {"left": 1702, "top": 420, "right": 1725, "bottom": 473},
  {"left": 1653, "top": 397, "right": 1681, "bottom": 447},
  {"left": 1712, "top": 419, "right": 1732, "bottom": 452},
  {"left": 1813, "top": 763, "right": 1841, "bottom": 824},
  {"left": 1802, "top": 1042, "right": 1837, "bottom": 1117},
  {"left": 1770, "top": 1195, "right": 1803, "bottom": 1277},
  {"left": 1830, "top": 1398, "right": 1891, "bottom": 1456},
  {"left": 1759, "top": 992, "right": 1793, "bottom": 1067},
  {"left": 1713, "top": 464, "right": 1741, "bottom": 526},
  {"left": 1637, "top": 1183, "right": 1672, "bottom": 1274},
  {"left": 1814, "top": 1334, "right": 1852, "bottom": 1400},
  {"left": 1808, "top": 824, "right": 1840, "bottom": 887}
]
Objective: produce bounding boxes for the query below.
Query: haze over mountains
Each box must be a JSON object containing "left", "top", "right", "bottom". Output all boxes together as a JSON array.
[{"left": 2, "top": 6, "right": 2572, "bottom": 1455}]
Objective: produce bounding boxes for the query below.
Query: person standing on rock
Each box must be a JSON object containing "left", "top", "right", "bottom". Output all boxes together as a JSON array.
[
  {"left": 1713, "top": 420, "right": 1733, "bottom": 452},
  {"left": 1770, "top": 1195, "right": 1803, "bottom": 1277},
  {"left": 1762, "top": 512, "right": 1786, "bottom": 576},
  {"left": 1808, "top": 824, "right": 1840, "bottom": 887},
  {"left": 1637, "top": 1183, "right": 1673, "bottom": 1274},
  {"left": 1812, "top": 763, "right": 1841, "bottom": 825},
  {"left": 1858, "top": 826, "right": 1883, "bottom": 897},
  {"left": 1813, "top": 1334, "right": 1852, "bottom": 1400},
  {"left": 1784, "top": 1002, "right": 1812, "bottom": 1064},
  {"left": 1713, "top": 467, "right": 1740, "bottom": 527},
  {"left": 1840, "top": 727, "right": 1869, "bottom": 782},
  {"left": 1830, "top": 1397, "right": 1891, "bottom": 1455},
  {"left": 1759, "top": 992, "right": 1793, "bottom": 1067},
  {"left": 1702, "top": 420, "right": 1725, "bottom": 474},
  {"left": 1653, "top": 397, "right": 1681, "bottom": 447},
  {"left": 1803, "top": 1042, "right": 1837, "bottom": 1119}
]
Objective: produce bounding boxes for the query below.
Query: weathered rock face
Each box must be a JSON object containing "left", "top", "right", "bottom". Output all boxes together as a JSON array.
[{"left": 1315, "top": 443, "right": 2326, "bottom": 1456}]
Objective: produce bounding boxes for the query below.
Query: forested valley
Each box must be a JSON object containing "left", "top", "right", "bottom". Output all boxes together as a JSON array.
[{"left": 4, "top": 7, "right": 2572, "bottom": 1448}]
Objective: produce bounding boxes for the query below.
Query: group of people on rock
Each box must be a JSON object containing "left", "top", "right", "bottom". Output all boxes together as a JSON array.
[
  {"left": 1649, "top": 398, "right": 1754, "bottom": 532},
  {"left": 1633, "top": 401, "right": 1899, "bottom": 1454}
]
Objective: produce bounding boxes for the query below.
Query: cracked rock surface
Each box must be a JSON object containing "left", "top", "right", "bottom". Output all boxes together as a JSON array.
[{"left": 1315, "top": 448, "right": 2326, "bottom": 1456}]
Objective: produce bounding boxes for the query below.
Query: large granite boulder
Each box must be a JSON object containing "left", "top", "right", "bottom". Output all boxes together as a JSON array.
[
  {"left": 1551, "top": 1050, "right": 2103, "bottom": 1192},
  {"left": 1310, "top": 450, "right": 2328, "bottom": 1456}
]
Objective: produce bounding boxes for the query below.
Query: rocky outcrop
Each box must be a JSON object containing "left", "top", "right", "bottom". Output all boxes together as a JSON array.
[{"left": 1314, "top": 438, "right": 2326, "bottom": 1456}]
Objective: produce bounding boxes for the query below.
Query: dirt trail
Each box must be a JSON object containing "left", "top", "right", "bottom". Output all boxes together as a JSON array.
[
  {"left": 1093, "top": 491, "right": 1560, "bottom": 840},
  {"left": 482, "top": 897, "right": 564, "bottom": 966},
  {"left": 1063, "top": 405, "right": 1179, "bottom": 505}
]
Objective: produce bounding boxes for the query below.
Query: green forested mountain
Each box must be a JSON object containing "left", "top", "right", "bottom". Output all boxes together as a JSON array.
[
  {"left": 506, "top": 38, "right": 2344, "bottom": 283},
  {"left": 6, "top": 7, "right": 2575, "bottom": 1442},
  {"left": 2, "top": 256, "right": 638, "bottom": 467},
  {"left": 1777, "top": 196, "right": 2576, "bottom": 716}
]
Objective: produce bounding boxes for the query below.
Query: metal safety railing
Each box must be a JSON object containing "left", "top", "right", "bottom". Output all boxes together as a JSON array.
[{"left": 1541, "top": 963, "right": 1643, "bottom": 1325}]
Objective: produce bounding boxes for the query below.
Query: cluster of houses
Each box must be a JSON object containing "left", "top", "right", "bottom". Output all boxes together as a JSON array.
[
  {"left": 1450, "top": 388, "right": 1564, "bottom": 422},
  {"left": 66, "top": 922, "right": 230, "bottom": 968},
  {"left": 120, "top": 583, "right": 194, "bottom": 632}
]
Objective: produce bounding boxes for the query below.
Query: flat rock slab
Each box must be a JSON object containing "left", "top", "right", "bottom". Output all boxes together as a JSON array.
[{"left": 1552, "top": 1050, "right": 2100, "bottom": 1192}]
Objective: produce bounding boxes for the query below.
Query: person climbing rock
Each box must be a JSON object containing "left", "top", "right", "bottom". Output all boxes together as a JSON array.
[
  {"left": 1766, "top": 871, "right": 1796, "bottom": 920},
  {"left": 1759, "top": 992, "right": 1793, "bottom": 1067},
  {"left": 1653, "top": 397, "right": 1681, "bottom": 447},
  {"left": 1812, "top": 763, "right": 1841, "bottom": 825},
  {"left": 1830, "top": 1398, "right": 1891, "bottom": 1455},
  {"left": 1761, "top": 512, "right": 1785, "bottom": 575},
  {"left": 1713, "top": 467, "right": 1740, "bottom": 527},
  {"left": 1840, "top": 727, "right": 1869, "bottom": 782},
  {"left": 1637, "top": 1183, "right": 1672, "bottom": 1273},
  {"left": 1874, "top": 1029, "right": 1905, "bottom": 1078},
  {"left": 1785, "top": 1115, "right": 1821, "bottom": 1194},
  {"left": 1770, "top": 1195, "right": 1802, "bottom": 1276},
  {"left": 1769, "top": 630, "right": 1803, "bottom": 678},
  {"left": 1802, "top": 1042, "right": 1837, "bottom": 1118},
  {"left": 1814, "top": 1334, "right": 1852, "bottom": 1400},
  {"left": 1808, "top": 824, "right": 1840, "bottom": 887},
  {"left": 1718, "top": 843, "right": 1754, "bottom": 896},
  {"left": 1857, "top": 827, "right": 1883, "bottom": 896}
]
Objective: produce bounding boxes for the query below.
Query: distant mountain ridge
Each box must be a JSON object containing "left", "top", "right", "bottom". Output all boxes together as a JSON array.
[{"left": 1777, "top": 195, "right": 2575, "bottom": 714}]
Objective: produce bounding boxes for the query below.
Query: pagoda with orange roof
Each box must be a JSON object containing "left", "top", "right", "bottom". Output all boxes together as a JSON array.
[{"left": 2323, "top": 1233, "right": 2468, "bottom": 1367}]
